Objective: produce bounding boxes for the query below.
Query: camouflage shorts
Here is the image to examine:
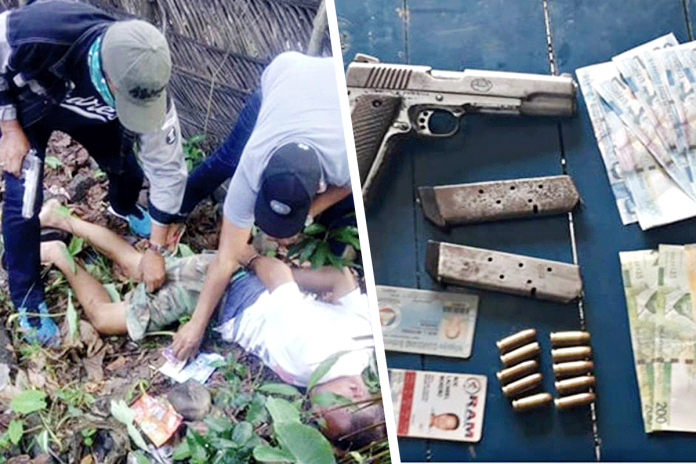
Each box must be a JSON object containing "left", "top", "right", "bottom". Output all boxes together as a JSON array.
[{"left": 125, "top": 253, "right": 215, "bottom": 341}]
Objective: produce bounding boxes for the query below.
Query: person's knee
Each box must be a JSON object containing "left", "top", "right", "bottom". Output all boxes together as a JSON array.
[{"left": 89, "top": 303, "right": 127, "bottom": 335}]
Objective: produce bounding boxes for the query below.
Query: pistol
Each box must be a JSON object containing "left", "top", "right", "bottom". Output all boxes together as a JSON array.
[{"left": 346, "top": 54, "right": 577, "bottom": 202}]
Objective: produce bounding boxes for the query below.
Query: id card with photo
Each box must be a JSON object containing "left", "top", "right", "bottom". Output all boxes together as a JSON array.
[
  {"left": 377, "top": 286, "right": 479, "bottom": 358},
  {"left": 389, "top": 369, "right": 487, "bottom": 443}
]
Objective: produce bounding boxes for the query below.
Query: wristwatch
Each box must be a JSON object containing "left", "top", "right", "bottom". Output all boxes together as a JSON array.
[{"left": 147, "top": 241, "right": 167, "bottom": 255}]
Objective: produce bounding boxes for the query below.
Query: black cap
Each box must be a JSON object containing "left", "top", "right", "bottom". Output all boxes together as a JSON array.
[{"left": 255, "top": 142, "right": 322, "bottom": 238}]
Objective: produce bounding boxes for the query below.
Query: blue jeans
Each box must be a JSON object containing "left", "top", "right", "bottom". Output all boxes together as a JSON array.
[
  {"left": 179, "top": 90, "right": 262, "bottom": 215},
  {"left": 2, "top": 119, "right": 144, "bottom": 311}
]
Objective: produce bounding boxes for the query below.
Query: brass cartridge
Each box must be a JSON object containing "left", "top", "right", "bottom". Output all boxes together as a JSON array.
[
  {"left": 551, "top": 346, "right": 592, "bottom": 363},
  {"left": 502, "top": 373, "right": 543, "bottom": 397},
  {"left": 552, "top": 361, "right": 594, "bottom": 378},
  {"left": 512, "top": 392, "right": 553, "bottom": 412},
  {"left": 555, "top": 375, "right": 596, "bottom": 395},
  {"left": 496, "top": 328, "right": 537, "bottom": 353},
  {"left": 497, "top": 360, "right": 539, "bottom": 384},
  {"left": 501, "top": 342, "right": 541, "bottom": 367},
  {"left": 550, "top": 331, "right": 591, "bottom": 347},
  {"left": 555, "top": 392, "right": 596, "bottom": 410}
]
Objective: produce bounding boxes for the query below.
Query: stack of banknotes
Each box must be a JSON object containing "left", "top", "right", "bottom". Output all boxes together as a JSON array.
[
  {"left": 578, "top": 34, "right": 696, "bottom": 230},
  {"left": 620, "top": 245, "right": 696, "bottom": 433}
]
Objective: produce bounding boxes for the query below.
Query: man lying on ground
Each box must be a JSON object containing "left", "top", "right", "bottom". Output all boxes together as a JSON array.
[{"left": 37, "top": 199, "right": 385, "bottom": 448}]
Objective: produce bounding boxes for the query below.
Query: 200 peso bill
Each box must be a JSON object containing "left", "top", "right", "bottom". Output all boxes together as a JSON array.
[{"left": 376, "top": 286, "right": 479, "bottom": 359}]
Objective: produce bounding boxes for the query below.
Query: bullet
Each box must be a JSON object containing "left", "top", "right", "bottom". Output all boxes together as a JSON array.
[
  {"left": 550, "top": 331, "right": 591, "bottom": 347},
  {"left": 553, "top": 360, "right": 594, "bottom": 378},
  {"left": 496, "top": 328, "right": 537, "bottom": 353},
  {"left": 555, "top": 375, "right": 596, "bottom": 395},
  {"left": 502, "top": 373, "right": 543, "bottom": 397},
  {"left": 512, "top": 392, "right": 553, "bottom": 412},
  {"left": 551, "top": 346, "right": 592, "bottom": 363},
  {"left": 497, "top": 360, "right": 539, "bottom": 384},
  {"left": 501, "top": 342, "right": 541, "bottom": 367},
  {"left": 555, "top": 392, "right": 596, "bottom": 410}
]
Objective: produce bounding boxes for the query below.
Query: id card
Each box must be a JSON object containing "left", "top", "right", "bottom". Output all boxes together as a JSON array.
[
  {"left": 389, "top": 369, "right": 487, "bottom": 442},
  {"left": 377, "top": 286, "right": 478, "bottom": 358}
]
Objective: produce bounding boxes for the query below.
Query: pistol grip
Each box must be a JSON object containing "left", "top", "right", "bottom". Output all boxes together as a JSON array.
[{"left": 351, "top": 94, "right": 402, "bottom": 186}]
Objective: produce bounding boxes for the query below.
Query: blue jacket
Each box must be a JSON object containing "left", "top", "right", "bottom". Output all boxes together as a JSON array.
[
  {"left": 0, "top": 0, "right": 112, "bottom": 125},
  {"left": 0, "top": 0, "right": 187, "bottom": 224}
]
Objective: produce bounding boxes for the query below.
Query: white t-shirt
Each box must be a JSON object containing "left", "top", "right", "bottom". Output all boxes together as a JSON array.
[
  {"left": 215, "top": 283, "right": 373, "bottom": 387},
  {"left": 223, "top": 51, "right": 350, "bottom": 229}
]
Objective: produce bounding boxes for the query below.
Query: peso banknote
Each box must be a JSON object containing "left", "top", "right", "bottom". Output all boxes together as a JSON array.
[
  {"left": 613, "top": 34, "right": 681, "bottom": 161},
  {"left": 619, "top": 250, "right": 659, "bottom": 432},
  {"left": 595, "top": 67, "right": 696, "bottom": 200},
  {"left": 651, "top": 245, "right": 696, "bottom": 433},
  {"left": 578, "top": 64, "right": 696, "bottom": 229},
  {"left": 577, "top": 64, "right": 638, "bottom": 225},
  {"left": 649, "top": 44, "right": 696, "bottom": 191}
]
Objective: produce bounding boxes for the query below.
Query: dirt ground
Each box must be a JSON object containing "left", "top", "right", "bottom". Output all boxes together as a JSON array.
[
  {"left": 0, "top": 132, "right": 387, "bottom": 464},
  {"left": 0, "top": 132, "right": 287, "bottom": 463}
]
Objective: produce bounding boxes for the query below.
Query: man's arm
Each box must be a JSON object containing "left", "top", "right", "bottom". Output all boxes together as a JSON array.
[
  {"left": 136, "top": 101, "right": 188, "bottom": 291},
  {"left": 170, "top": 217, "right": 252, "bottom": 360},
  {"left": 308, "top": 185, "right": 352, "bottom": 220},
  {"left": 249, "top": 254, "right": 295, "bottom": 292},
  {"left": 291, "top": 266, "right": 358, "bottom": 299},
  {"left": 138, "top": 222, "right": 167, "bottom": 292}
]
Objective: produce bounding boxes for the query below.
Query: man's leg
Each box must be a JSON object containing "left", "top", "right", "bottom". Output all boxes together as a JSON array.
[
  {"left": 1, "top": 125, "right": 60, "bottom": 343},
  {"left": 39, "top": 199, "right": 143, "bottom": 279},
  {"left": 40, "top": 241, "right": 127, "bottom": 335},
  {"left": 179, "top": 90, "right": 262, "bottom": 215},
  {"left": 68, "top": 122, "right": 146, "bottom": 221}
]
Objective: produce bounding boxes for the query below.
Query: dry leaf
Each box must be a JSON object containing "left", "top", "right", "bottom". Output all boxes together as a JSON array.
[
  {"left": 80, "top": 321, "right": 104, "bottom": 357},
  {"left": 83, "top": 349, "right": 105, "bottom": 383},
  {"left": 105, "top": 356, "right": 128, "bottom": 372},
  {"left": 27, "top": 369, "right": 46, "bottom": 390}
]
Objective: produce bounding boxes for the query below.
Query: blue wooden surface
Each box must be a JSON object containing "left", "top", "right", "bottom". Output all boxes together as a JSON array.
[{"left": 337, "top": 0, "right": 696, "bottom": 461}]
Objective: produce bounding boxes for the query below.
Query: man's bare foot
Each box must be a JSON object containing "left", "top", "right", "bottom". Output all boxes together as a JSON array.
[
  {"left": 39, "top": 199, "right": 70, "bottom": 230},
  {"left": 40, "top": 240, "right": 69, "bottom": 268}
]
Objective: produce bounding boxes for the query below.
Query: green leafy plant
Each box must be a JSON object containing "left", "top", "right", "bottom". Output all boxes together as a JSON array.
[
  {"left": 184, "top": 134, "right": 207, "bottom": 171},
  {"left": 44, "top": 156, "right": 63, "bottom": 170},
  {"left": 0, "top": 389, "right": 51, "bottom": 454},
  {"left": 286, "top": 222, "right": 361, "bottom": 269},
  {"left": 81, "top": 427, "right": 97, "bottom": 447}
]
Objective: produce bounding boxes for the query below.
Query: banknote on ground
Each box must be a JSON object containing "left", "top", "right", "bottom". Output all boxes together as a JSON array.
[{"left": 376, "top": 286, "right": 479, "bottom": 359}]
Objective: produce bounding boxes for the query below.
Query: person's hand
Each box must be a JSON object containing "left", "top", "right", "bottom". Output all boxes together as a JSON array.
[
  {"left": 0, "top": 121, "right": 30, "bottom": 176},
  {"left": 139, "top": 249, "right": 165, "bottom": 292},
  {"left": 171, "top": 319, "right": 206, "bottom": 361}
]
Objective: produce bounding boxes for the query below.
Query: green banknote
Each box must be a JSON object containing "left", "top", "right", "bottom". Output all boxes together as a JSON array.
[
  {"left": 651, "top": 245, "right": 696, "bottom": 433},
  {"left": 619, "top": 250, "right": 659, "bottom": 432}
]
